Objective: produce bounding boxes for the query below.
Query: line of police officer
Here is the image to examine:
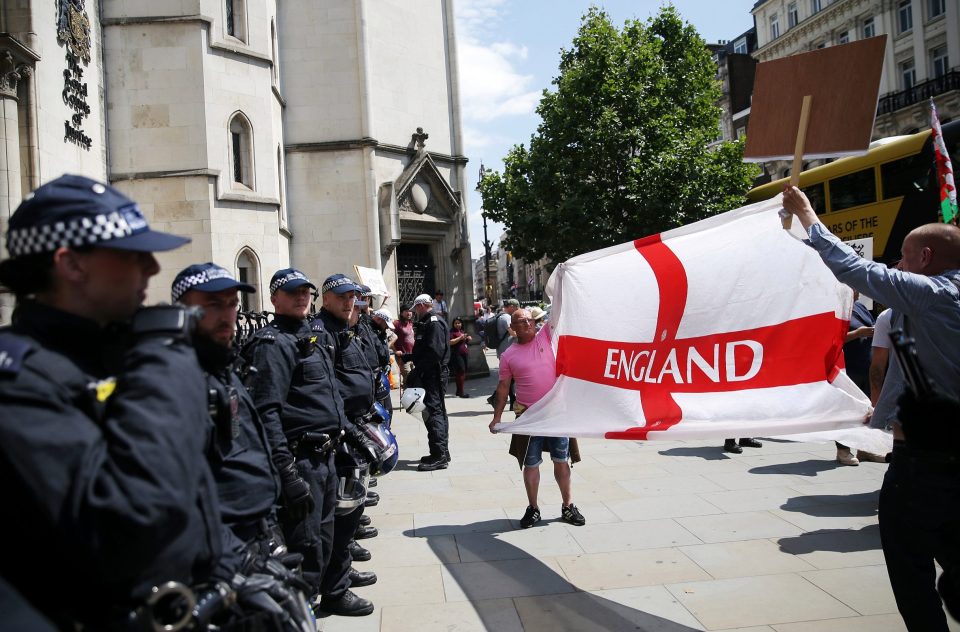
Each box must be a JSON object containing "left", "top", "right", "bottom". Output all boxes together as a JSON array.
[{"left": 0, "top": 175, "right": 398, "bottom": 629}]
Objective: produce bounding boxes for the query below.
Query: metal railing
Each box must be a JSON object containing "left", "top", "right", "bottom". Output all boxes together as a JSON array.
[
  {"left": 235, "top": 311, "right": 274, "bottom": 348},
  {"left": 877, "top": 69, "right": 960, "bottom": 115}
]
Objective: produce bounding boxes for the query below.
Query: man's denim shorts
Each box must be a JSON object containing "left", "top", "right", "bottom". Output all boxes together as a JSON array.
[{"left": 524, "top": 436, "right": 570, "bottom": 468}]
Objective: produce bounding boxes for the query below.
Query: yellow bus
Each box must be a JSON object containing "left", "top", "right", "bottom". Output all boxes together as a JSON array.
[{"left": 747, "top": 120, "right": 960, "bottom": 262}]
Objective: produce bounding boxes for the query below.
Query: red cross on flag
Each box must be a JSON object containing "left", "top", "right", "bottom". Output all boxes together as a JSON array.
[{"left": 497, "top": 196, "right": 872, "bottom": 440}]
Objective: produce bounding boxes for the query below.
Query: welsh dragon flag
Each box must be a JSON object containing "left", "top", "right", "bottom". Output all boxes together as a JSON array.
[
  {"left": 494, "top": 196, "right": 872, "bottom": 440},
  {"left": 932, "top": 98, "right": 958, "bottom": 224}
]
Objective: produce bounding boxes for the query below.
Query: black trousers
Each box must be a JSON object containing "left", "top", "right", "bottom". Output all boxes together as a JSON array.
[
  {"left": 420, "top": 367, "right": 450, "bottom": 458},
  {"left": 320, "top": 504, "right": 365, "bottom": 598},
  {"left": 279, "top": 451, "right": 337, "bottom": 596},
  {"left": 879, "top": 444, "right": 960, "bottom": 632}
]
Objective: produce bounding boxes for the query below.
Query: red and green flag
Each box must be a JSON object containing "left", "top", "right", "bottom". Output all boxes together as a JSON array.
[{"left": 931, "top": 98, "right": 958, "bottom": 224}]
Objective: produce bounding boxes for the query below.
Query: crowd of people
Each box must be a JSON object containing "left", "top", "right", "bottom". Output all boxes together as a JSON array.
[{"left": 0, "top": 175, "right": 454, "bottom": 630}]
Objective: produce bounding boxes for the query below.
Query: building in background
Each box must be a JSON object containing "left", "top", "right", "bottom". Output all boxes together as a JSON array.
[
  {"left": 0, "top": 0, "right": 478, "bottom": 330},
  {"left": 750, "top": 0, "right": 959, "bottom": 178}
]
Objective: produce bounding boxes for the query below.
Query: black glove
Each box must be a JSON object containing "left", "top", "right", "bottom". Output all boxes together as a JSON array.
[
  {"left": 131, "top": 304, "right": 203, "bottom": 344},
  {"left": 346, "top": 427, "right": 380, "bottom": 465},
  {"left": 897, "top": 389, "right": 960, "bottom": 450},
  {"left": 278, "top": 463, "right": 314, "bottom": 521}
]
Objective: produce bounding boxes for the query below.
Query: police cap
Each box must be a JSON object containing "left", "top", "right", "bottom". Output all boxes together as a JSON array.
[
  {"left": 269, "top": 268, "right": 316, "bottom": 294},
  {"left": 321, "top": 273, "right": 362, "bottom": 295},
  {"left": 171, "top": 262, "right": 256, "bottom": 302},
  {"left": 5, "top": 174, "right": 190, "bottom": 258}
]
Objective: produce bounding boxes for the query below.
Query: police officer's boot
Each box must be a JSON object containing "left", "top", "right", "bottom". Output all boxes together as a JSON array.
[
  {"left": 348, "top": 567, "right": 377, "bottom": 587},
  {"left": 318, "top": 590, "right": 374, "bottom": 616},
  {"left": 359, "top": 514, "right": 372, "bottom": 526},
  {"left": 348, "top": 541, "right": 371, "bottom": 562},
  {"left": 354, "top": 524, "right": 378, "bottom": 540},
  {"left": 417, "top": 453, "right": 449, "bottom": 472}
]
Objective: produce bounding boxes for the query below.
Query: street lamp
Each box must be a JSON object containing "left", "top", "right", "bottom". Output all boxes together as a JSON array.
[{"left": 477, "top": 162, "right": 494, "bottom": 305}]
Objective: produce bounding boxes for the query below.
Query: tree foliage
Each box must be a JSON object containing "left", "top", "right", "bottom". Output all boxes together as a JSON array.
[{"left": 478, "top": 6, "right": 759, "bottom": 263}]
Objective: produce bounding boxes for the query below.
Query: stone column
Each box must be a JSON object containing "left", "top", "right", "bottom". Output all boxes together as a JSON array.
[{"left": 0, "top": 38, "right": 38, "bottom": 325}]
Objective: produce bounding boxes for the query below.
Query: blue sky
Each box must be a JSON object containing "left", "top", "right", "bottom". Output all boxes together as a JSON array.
[{"left": 455, "top": 0, "right": 760, "bottom": 259}]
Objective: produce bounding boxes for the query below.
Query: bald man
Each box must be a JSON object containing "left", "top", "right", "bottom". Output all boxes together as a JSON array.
[{"left": 783, "top": 186, "right": 960, "bottom": 632}]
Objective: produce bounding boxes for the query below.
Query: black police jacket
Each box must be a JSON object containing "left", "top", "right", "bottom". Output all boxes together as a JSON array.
[
  {"left": 241, "top": 314, "right": 348, "bottom": 471},
  {"left": 357, "top": 314, "right": 390, "bottom": 398},
  {"left": 316, "top": 309, "right": 376, "bottom": 418},
  {"left": 0, "top": 301, "right": 223, "bottom": 623},
  {"left": 197, "top": 339, "right": 280, "bottom": 532},
  {"left": 412, "top": 310, "right": 451, "bottom": 373}
]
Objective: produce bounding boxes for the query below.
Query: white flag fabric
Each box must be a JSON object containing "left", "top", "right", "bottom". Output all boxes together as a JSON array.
[{"left": 494, "top": 195, "right": 872, "bottom": 440}]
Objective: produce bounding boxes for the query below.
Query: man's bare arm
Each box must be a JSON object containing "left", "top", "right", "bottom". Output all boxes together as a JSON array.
[{"left": 489, "top": 379, "right": 512, "bottom": 433}]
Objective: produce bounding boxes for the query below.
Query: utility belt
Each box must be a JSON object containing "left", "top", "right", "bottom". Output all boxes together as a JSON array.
[{"left": 290, "top": 430, "right": 343, "bottom": 458}]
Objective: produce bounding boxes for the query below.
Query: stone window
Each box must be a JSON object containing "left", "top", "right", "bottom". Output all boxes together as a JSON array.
[
  {"left": 931, "top": 45, "right": 949, "bottom": 78},
  {"left": 277, "top": 145, "right": 287, "bottom": 227},
  {"left": 788, "top": 2, "right": 799, "bottom": 28},
  {"left": 734, "top": 37, "right": 748, "bottom": 54},
  {"left": 928, "top": 0, "right": 945, "bottom": 19},
  {"left": 862, "top": 16, "right": 875, "bottom": 38},
  {"left": 900, "top": 58, "right": 916, "bottom": 89},
  {"left": 810, "top": 0, "right": 822, "bottom": 14},
  {"left": 271, "top": 19, "right": 280, "bottom": 86},
  {"left": 898, "top": 0, "right": 913, "bottom": 34},
  {"left": 229, "top": 112, "right": 254, "bottom": 190},
  {"left": 838, "top": 31, "right": 849, "bottom": 45},
  {"left": 226, "top": 0, "right": 247, "bottom": 42},
  {"left": 236, "top": 248, "right": 261, "bottom": 311},
  {"left": 770, "top": 13, "right": 780, "bottom": 40}
]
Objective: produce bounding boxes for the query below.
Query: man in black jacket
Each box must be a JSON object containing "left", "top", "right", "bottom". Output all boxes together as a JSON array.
[{"left": 410, "top": 293, "right": 452, "bottom": 471}]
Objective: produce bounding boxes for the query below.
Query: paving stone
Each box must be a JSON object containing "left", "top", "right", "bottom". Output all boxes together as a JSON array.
[
  {"left": 800, "top": 566, "right": 899, "bottom": 615},
  {"left": 514, "top": 589, "right": 705, "bottom": 631},
  {"left": 555, "top": 548, "right": 712, "bottom": 591},
  {"left": 380, "top": 598, "right": 523, "bottom": 632},
  {"left": 441, "top": 558, "right": 576, "bottom": 601},
  {"left": 676, "top": 511, "right": 803, "bottom": 543},
  {"left": 569, "top": 518, "right": 702, "bottom": 553},
  {"left": 605, "top": 494, "right": 726, "bottom": 522},
  {"left": 679, "top": 539, "right": 817, "bottom": 579}
]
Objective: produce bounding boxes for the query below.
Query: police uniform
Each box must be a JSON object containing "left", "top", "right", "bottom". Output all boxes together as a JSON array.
[
  {"left": 242, "top": 292, "right": 346, "bottom": 595},
  {"left": 0, "top": 175, "right": 224, "bottom": 628},
  {"left": 315, "top": 296, "right": 379, "bottom": 608},
  {"left": 358, "top": 313, "right": 392, "bottom": 413},
  {"left": 171, "top": 264, "right": 281, "bottom": 555},
  {"left": 411, "top": 304, "right": 452, "bottom": 466}
]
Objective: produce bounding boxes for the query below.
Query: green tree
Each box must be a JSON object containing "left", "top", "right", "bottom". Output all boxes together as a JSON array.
[{"left": 478, "top": 6, "right": 759, "bottom": 264}]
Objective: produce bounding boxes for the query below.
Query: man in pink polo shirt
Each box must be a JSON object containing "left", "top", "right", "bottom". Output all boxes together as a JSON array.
[{"left": 489, "top": 308, "right": 585, "bottom": 529}]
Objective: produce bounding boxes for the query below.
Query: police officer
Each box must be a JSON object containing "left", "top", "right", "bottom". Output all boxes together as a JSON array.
[
  {"left": 410, "top": 293, "right": 452, "bottom": 471},
  {"left": 242, "top": 268, "right": 376, "bottom": 617},
  {"left": 171, "top": 263, "right": 281, "bottom": 553},
  {"left": 0, "top": 175, "right": 225, "bottom": 628},
  {"left": 314, "top": 274, "right": 385, "bottom": 614}
]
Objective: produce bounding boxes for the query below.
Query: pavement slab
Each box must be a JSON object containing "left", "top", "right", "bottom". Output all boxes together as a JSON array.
[{"left": 321, "top": 350, "right": 933, "bottom": 632}]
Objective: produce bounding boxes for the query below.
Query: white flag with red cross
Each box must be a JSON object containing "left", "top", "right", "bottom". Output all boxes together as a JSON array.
[{"left": 495, "top": 196, "right": 872, "bottom": 440}]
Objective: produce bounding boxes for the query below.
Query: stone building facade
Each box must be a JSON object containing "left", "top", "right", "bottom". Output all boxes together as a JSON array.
[
  {"left": 750, "top": 0, "right": 960, "bottom": 178},
  {"left": 0, "top": 0, "right": 478, "bottom": 332}
]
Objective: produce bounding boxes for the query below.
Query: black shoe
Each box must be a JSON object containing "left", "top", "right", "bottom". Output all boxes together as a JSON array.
[
  {"left": 486, "top": 395, "right": 495, "bottom": 407},
  {"left": 354, "top": 525, "right": 378, "bottom": 540},
  {"left": 723, "top": 440, "right": 743, "bottom": 454},
  {"left": 418, "top": 455, "right": 450, "bottom": 471},
  {"left": 318, "top": 590, "right": 374, "bottom": 616},
  {"left": 458, "top": 393, "right": 471, "bottom": 398},
  {"left": 366, "top": 491, "right": 380, "bottom": 502},
  {"left": 561, "top": 503, "right": 586, "bottom": 526},
  {"left": 348, "top": 541, "right": 371, "bottom": 562},
  {"left": 364, "top": 492, "right": 379, "bottom": 507},
  {"left": 359, "top": 514, "right": 371, "bottom": 526},
  {"left": 738, "top": 438, "right": 763, "bottom": 448},
  {"left": 348, "top": 567, "right": 377, "bottom": 588},
  {"left": 519, "top": 505, "right": 541, "bottom": 529},
  {"left": 368, "top": 477, "right": 378, "bottom": 488}
]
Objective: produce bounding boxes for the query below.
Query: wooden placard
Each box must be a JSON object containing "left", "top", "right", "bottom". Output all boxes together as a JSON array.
[{"left": 744, "top": 36, "right": 886, "bottom": 162}]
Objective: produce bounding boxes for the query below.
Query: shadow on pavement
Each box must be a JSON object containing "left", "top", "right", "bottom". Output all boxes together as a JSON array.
[
  {"left": 658, "top": 446, "right": 731, "bottom": 460},
  {"left": 780, "top": 491, "right": 879, "bottom": 517},
  {"left": 748, "top": 458, "right": 843, "bottom": 477},
  {"left": 777, "top": 524, "right": 881, "bottom": 555},
  {"left": 405, "top": 520, "right": 702, "bottom": 631},
  {"left": 391, "top": 458, "right": 423, "bottom": 472}
]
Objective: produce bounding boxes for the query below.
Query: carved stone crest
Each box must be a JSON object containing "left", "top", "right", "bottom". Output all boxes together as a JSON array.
[{"left": 57, "top": 0, "right": 91, "bottom": 65}]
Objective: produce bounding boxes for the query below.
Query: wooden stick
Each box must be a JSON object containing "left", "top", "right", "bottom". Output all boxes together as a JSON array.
[{"left": 783, "top": 95, "right": 813, "bottom": 230}]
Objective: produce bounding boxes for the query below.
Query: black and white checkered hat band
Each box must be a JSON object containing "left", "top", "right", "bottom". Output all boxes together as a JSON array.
[
  {"left": 6, "top": 211, "right": 134, "bottom": 257},
  {"left": 171, "top": 267, "right": 235, "bottom": 302},
  {"left": 321, "top": 277, "right": 355, "bottom": 293},
  {"left": 270, "top": 272, "right": 309, "bottom": 293}
]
